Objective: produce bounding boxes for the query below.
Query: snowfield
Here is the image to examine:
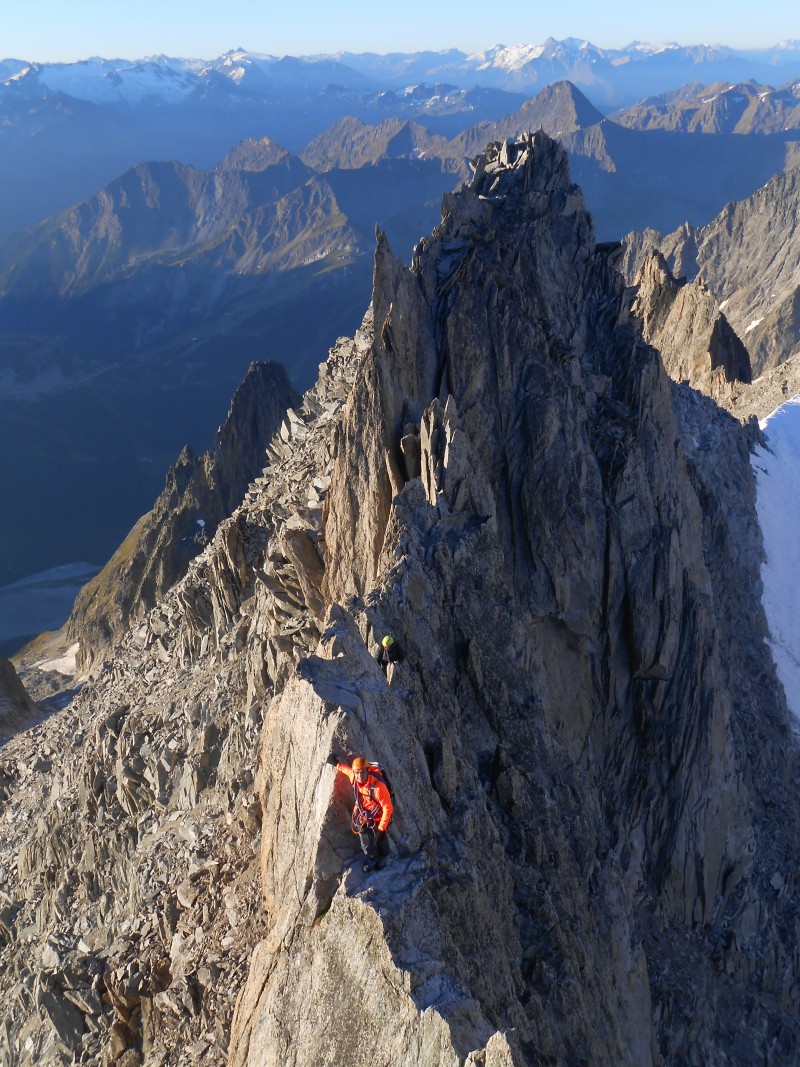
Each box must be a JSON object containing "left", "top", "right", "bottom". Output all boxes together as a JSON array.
[{"left": 752, "top": 396, "right": 800, "bottom": 720}]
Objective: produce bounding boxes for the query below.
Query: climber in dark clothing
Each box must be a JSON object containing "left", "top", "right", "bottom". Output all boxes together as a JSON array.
[
  {"left": 326, "top": 754, "right": 393, "bottom": 871},
  {"left": 375, "top": 634, "right": 403, "bottom": 674}
]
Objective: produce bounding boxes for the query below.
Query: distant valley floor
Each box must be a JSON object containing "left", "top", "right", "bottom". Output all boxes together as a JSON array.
[{"left": 0, "top": 562, "right": 99, "bottom": 656}]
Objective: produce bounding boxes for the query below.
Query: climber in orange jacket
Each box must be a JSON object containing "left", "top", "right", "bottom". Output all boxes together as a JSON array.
[{"left": 326, "top": 754, "right": 393, "bottom": 871}]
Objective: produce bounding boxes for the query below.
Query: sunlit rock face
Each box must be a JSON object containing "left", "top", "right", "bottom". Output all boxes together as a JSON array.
[
  {"left": 621, "top": 167, "right": 800, "bottom": 376},
  {"left": 630, "top": 249, "right": 751, "bottom": 402},
  {"left": 1, "top": 133, "right": 798, "bottom": 1067}
]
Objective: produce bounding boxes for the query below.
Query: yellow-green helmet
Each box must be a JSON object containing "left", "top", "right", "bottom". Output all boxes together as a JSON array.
[{"left": 382, "top": 635, "right": 395, "bottom": 648}]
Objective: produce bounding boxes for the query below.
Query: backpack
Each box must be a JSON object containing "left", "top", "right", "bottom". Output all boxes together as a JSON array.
[{"left": 367, "top": 761, "right": 393, "bottom": 801}]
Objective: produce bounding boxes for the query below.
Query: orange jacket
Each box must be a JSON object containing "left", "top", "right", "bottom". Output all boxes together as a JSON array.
[{"left": 337, "top": 762, "right": 393, "bottom": 832}]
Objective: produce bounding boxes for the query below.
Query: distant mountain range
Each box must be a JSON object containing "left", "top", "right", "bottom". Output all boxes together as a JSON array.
[
  {"left": 0, "top": 56, "right": 524, "bottom": 240},
  {"left": 331, "top": 39, "right": 800, "bottom": 101},
  {"left": 4, "top": 40, "right": 800, "bottom": 106},
  {"left": 3, "top": 39, "right": 800, "bottom": 239},
  {"left": 612, "top": 79, "right": 800, "bottom": 134}
]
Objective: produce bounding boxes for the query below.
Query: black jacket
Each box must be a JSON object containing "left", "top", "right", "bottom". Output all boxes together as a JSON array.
[{"left": 376, "top": 642, "right": 403, "bottom": 667}]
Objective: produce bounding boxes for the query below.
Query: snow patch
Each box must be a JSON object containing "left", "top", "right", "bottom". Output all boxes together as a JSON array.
[
  {"left": 744, "top": 317, "right": 764, "bottom": 333},
  {"left": 28, "top": 57, "right": 198, "bottom": 103},
  {"left": 753, "top": 397, "right": 800, "bottom": 720},
  {"left": 4, "top": 66, "right": 31, "bottom": 84},
  {"left": 469, "top": 43, "right": 546, "bottom": 71},
  {"left": 719, "top": 298, "right": 729, "bottom": 310},
  {"left": 633, "top": 43, "right": 680, "bottom": 54},
  {"left": 36, "top": 643, "right": 80, "bottom": 676}
]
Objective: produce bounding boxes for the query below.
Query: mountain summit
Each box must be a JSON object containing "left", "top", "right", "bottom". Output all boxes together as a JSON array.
[{"left": 447, "top": 80, "right": 605, "bottom": 158}]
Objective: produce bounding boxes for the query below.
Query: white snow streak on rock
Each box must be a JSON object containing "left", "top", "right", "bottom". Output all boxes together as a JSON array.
[
  {"left": 753, "top": 396, "right": 800, "bottom": 719},
  {"left": 36, "top": 642, "right": 80, "bottom": 676}
]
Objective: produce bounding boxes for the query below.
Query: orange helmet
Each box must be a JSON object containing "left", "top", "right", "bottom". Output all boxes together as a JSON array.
[{"left": 352, "top": 756, "right": 369, "bottom": 771}]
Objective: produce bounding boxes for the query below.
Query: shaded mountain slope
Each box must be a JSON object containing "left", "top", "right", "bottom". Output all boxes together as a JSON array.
[
  {"left": 0, "top": 145, "right": 316, "bottom": 298},
  {"left": 0, "top": 657, "right": 40, "bottom": 743},
  {"left": 301, "top": 116, "right": 448, "bottom": 171},
  {"left": 65, "top": 361, "right": 299, "bottom": 672},
  {"left": 0, "top": 255, "right": 371, "bottom": 604},
  {"left": 1, "top": 133, "right": 798, "bottom": 1067}
]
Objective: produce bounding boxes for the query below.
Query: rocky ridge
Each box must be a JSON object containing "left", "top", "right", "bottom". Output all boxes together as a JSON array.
[
  {"left": 728, "top": 352, "right": 800, "bottom": 422},
  {"left": 621, "top": 167, "right": 800, "bottom": 376},
  {"left": 65, "top": 361, "right": 299, "bottom": 674},
  {"left": 300, "top": 117, "right": 448, "bottom": 172},
  {"left": 611, "top": 80, "right": 800, "bottom": 135},
  {"left": 627, "top": 263, "right": 800, "bottom": 429},
  {"left": 1, "top": 132, "right": 799, "bottom": 1067}
]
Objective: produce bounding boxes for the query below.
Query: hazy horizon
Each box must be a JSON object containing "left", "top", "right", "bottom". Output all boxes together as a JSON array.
[
  {"left": 4, "top": 0, "right": 799, "bottom": 66},
  {"left": 4, "top": 37, "right": 800, "bottom": 66}
]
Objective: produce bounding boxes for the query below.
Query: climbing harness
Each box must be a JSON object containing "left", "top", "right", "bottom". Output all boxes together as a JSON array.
[{"left": 350, "top": 763, "right": 391, "bottom": 834}]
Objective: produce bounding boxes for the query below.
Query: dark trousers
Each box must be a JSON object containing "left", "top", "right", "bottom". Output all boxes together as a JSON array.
[{"left": 359, "top": 826, "right": 390, "bottom": 861}]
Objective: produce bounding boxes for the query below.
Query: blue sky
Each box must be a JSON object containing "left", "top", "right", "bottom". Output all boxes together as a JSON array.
[{"left": 3, "top": 0, "right": 798, "bottom": 62}]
